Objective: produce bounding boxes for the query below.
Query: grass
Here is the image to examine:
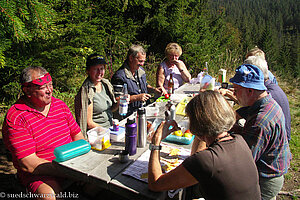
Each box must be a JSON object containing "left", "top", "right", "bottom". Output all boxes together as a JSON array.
[
  {"left": 280, "top": 80, "right": 300, "bottom": 167},
  {"left": 0, "top": 105, "right": 8, "bottom": 129},
  {"left": 277, "top": 77, "right": 300, "bottom": 199}
]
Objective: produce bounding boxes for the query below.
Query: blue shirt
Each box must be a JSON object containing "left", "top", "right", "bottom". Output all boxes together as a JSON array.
[
  {"left": 265, "top": 79, "right": 291, "bottom": 141},
  {"left": 268, "top": 71, "right": 278, "bottom": 85},
  {"left": 237, "top": 95, "right": 291, "bottom": 178},
  {"left": 111, "top": 62, "right": 148, "bottom": 116}
]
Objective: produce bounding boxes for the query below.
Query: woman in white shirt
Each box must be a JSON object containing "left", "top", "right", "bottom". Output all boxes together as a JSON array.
[{"left": 156, "top": 43, "right": 191, "bottom": 94}]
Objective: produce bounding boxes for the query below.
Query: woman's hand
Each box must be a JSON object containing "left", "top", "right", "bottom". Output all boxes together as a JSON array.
[
  {"left": 151, "top": 120, "right": 179, "bottom": 145},
  {"left": 158, "top": 87, "right": 167, "bottom": 95},
  {"left": 171, "top": 59, "right": 184, "bottom": 70},
  {"left": 170, "top": 60, "right": 191, "bottom": 82},
  {"left": 154, "top": 87, "right": 164, "bottom": 96},
  {"left": 218, "top": 88, "right": 229, "bottom": 96}
]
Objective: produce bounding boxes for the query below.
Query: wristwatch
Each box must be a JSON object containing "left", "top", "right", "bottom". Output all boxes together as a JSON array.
[{"left": 149, "top": 143, "right": 162, "bottom": 151}]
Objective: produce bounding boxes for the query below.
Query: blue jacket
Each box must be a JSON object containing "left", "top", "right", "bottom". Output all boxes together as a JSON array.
[
  {"left": 268, "top": 71, "right": 278, "bottom": 85},
  {"left": 111, "top": 62, "right": 148, "bottom": 116},
  {"left": 265, "top": 79, "right": 291, "bottom": 141}
]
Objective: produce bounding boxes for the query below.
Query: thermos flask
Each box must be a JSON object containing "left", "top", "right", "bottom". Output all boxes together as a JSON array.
[
  {"left": 125, "top": 117, "right": 137, "bottom": 155},
  {"left": 137, "top": 108, "right": 147, "bottom": 148}
]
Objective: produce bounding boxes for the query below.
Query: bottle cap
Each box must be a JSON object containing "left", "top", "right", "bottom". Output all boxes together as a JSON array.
[
  {"left": 127, "top": 116, "right": 136, "bottom": 124},
  {"left": 138, "top": 107, "right": 146, "bottom": 115}
]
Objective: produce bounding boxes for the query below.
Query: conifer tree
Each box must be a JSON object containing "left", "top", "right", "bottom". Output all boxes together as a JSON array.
[{"left": 0, "top": 0, "right": 55, "bottom": 67}]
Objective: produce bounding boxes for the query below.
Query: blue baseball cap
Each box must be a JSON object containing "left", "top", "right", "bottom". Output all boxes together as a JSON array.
[{"left": 229, "top": 64, "right": 267, "bottom": 90}]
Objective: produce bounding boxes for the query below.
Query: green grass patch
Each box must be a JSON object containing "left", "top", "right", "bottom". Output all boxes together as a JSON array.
[{"left": 285, "top": 86, "right": 300, "bottom": 170}]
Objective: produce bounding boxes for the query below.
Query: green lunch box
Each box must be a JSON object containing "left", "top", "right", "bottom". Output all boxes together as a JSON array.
[{"left": 53, "top": 139, "right": 91, "bottom": 162}]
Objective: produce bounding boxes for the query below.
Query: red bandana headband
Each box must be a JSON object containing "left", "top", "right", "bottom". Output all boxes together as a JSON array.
[{"left": 22, "top": 73, "right": 52, "bottom": 86}]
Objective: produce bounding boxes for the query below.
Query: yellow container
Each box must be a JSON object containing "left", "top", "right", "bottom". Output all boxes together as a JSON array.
[
  {"left": 87, "top": 127, "right": 111, "bottom": 151},
  {"left": 175, "top": 96, "right": 193, "bottom": 116}
]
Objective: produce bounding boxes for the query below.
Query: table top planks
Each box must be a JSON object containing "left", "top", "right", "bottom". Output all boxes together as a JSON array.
[
  {"left": 53, "top": 83, "right": 211, "bottom": 199},
  {"left": 110, "top": 172, "right": 166, "bottom": 200},
  {"left": 174, "top": 83, "right": 200, "bottom": 94}
]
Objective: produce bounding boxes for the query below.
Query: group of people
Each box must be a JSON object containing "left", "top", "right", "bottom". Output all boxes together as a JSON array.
[
  {"left": 1, "top": 43, "right": 191, "bottom": 198},
  {"left": 2, "top": 43, "right": 291, "bottom": 200},
  {"left": 75, "top": 43, "right": 191, "bottom": 138},
  {"left": 148, "top": 47, "right": 292, "bottom": 200}
]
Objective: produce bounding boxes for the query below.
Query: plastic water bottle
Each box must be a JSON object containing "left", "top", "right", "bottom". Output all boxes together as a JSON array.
[
  {"left": 119, "top": 83, "right": 128, "bottom": 116},
  {"left": 170, "top": 104, "right": 176, "bottom": 121},
  {"left": 125, "top": 117, "right": 137, "bottom": 156},
  {"left": 165, "top": 101, "right": 176, "bottom": 121},
  {"left": 203, "top": 62, "right": 208, "bottom": 75}
]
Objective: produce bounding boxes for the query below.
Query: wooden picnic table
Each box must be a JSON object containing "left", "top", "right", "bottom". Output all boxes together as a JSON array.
[
  {"left": 53, "top": 112, "right": 188, "bottom": 199},
  {"left": 174, "top": 83, "right": 200, "bottom": 95},
  {"left": 52, "top": 83, "right": 212, "bottom": 200}
]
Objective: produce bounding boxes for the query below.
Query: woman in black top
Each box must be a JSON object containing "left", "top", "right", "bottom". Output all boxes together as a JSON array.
[{"left": 148, "top": 91, "right": 261, "bottom": 200}]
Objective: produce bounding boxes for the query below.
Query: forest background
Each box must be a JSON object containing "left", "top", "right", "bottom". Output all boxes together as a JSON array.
[{"left": 0, "top": 0, "right": 299, "bottom": 198}]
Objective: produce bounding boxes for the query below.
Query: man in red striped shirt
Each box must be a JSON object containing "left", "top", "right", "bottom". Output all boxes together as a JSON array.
[{"left": 2, "top": 66, "right": 84, "bottom": 199}]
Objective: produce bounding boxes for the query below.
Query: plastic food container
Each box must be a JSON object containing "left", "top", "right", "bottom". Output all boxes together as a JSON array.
[
  {"left": 163, "top": 120, "right": 194, "bottom": 145},
  {"left": 149, "top": 118, "right": 194, "bottom": 145},
  {"left": 87, "top": 127, "right": 111, "bottom": 151},
  {"left": 163, "top": 134, "right": 195, "bottom": 145},
  {"left": 110, "top": 126, "right": 126, "bottom": 142},
  {"left": 53, "top": 139, "right": 91, "bottom": 162},
  {"left": 156, "top": 96, "right": 170, "bottom": 102},
  {"left": 175, "top": 96, "right": 192, "bottom": 116},
  {"left": 170, "top": 94, "right": 188, "bottom": 103},
  {"left": 145, "top": 107, "right": 159, "bottom": 117},
  {"left": 200, "top": 75, "right": 215, "bottom": 91}
]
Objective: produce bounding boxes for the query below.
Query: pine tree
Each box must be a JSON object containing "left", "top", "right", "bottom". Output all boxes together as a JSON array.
[{"left": 0, "top": 0, "right": 55, "bottom": 67}]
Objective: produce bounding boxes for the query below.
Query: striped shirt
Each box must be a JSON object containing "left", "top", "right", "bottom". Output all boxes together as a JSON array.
[
  {"left": 2, "top": 96, "right": 81, "bottom": 171},
  {"left": 238, "top": 94, "right": 292, "bottom": 178}
]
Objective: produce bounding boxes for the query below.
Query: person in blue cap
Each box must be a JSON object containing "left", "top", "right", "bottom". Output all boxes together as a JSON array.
[
  {"left": 229, "top": 64, "right": 291, "bottom": 200},
  {"left": 244, "top": 56, "right": 291, "bottom": 142}
]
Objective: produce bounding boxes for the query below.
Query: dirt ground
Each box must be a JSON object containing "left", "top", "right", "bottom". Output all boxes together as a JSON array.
[{"left": 0, "top": 132, "right": 299, "bottom": 200}]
